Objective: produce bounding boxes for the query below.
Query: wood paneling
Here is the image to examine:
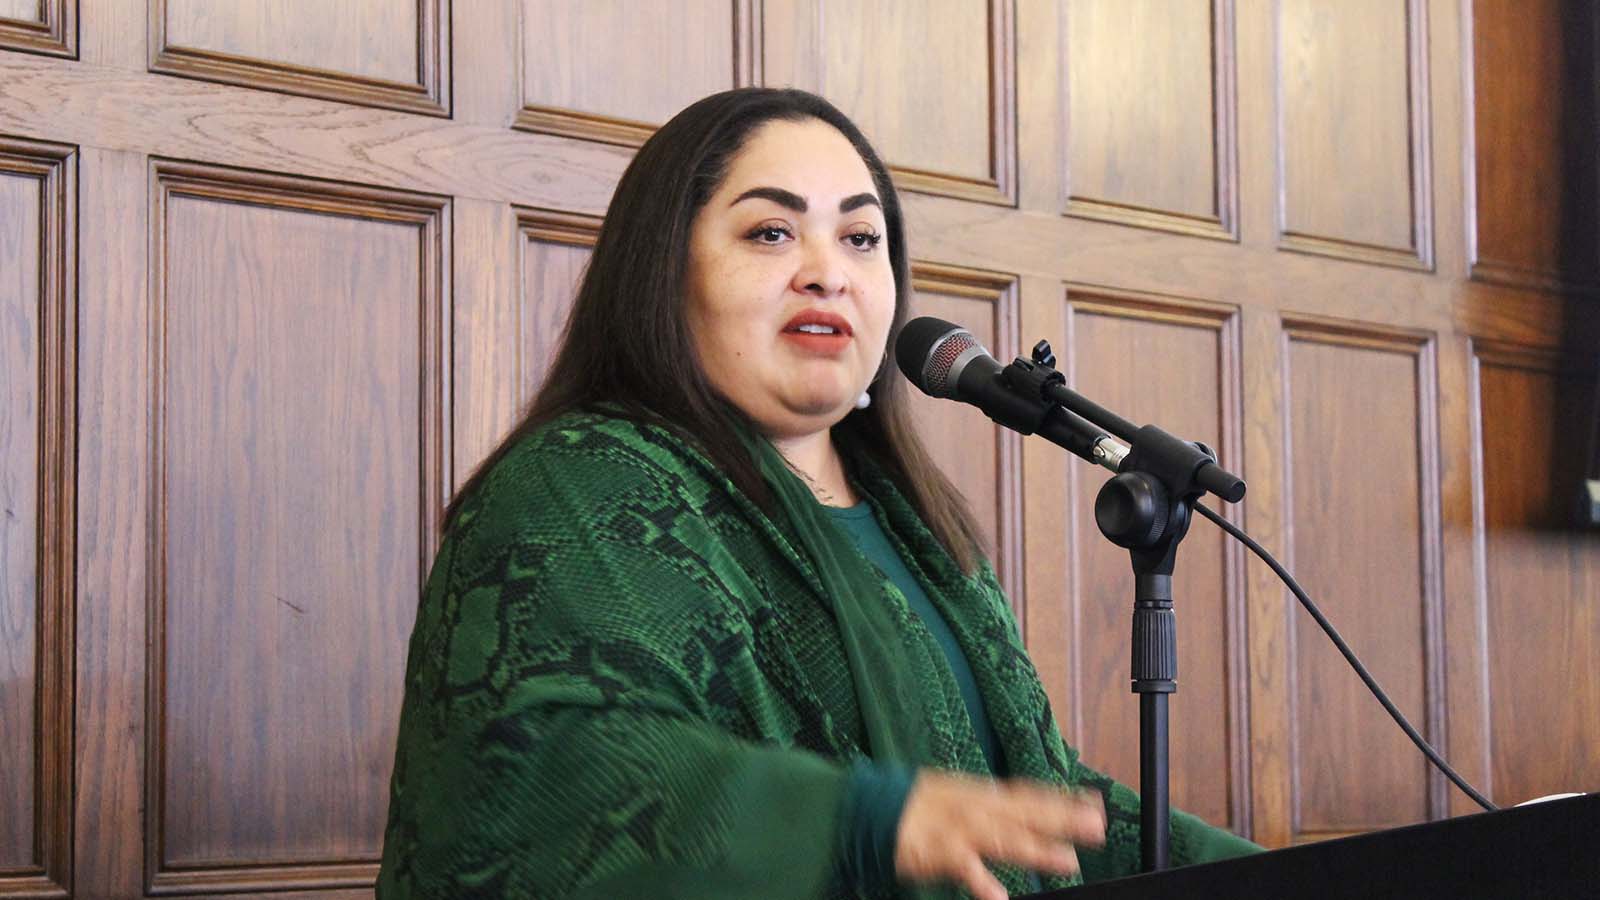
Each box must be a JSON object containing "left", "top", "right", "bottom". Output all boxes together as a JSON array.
[
  {"left": 906, "top": 263, "right": 1023, "bottom": 606},
  {"left": 73, "top": 145, "right": 149, "bottom": 900},
  {"left": 145, "top": 161, "right": 448, "bottom": 893},
  {"left": 0, "top": 0, "right": 73, "bottom": 57},
  {"left": 769, "top": 0, "right": 1016, "bottom": 205},
  {"left": 150, "top": 0, "right": 450, "bottom": 116},
  {"left": 0, "top": 147, "right": 43, "bottom": 876},
  {"left": 1065, "top": 0, "right": 1237, "bottom": 240},
  {"left": 0, "top": 137, "right": 73, "bottom": 897},
  {"left": 0, "top": 52, "right": 631, "bottom": 216},
  {"left": 1282, "top": 319, "right": 1443, "bottom": 839},
  {"left": 1468, "top": 0, "right": 1600, "bottom": 290},
  {"left": 0, "top": 0, "right": 40, "bottom": 20},
  {"left": 1278, "top": 0, "right": 1431, "bottom": 269},
  {"left": 1059, "top": 287, "right": 1246, "bottom": 831},
  {"left": 0, "top": 0, "right": 1594, "bottom": 886},
  {"left": 1472, "top": 343, "right": 1600, "bottom": 805},
  {"left": 516, "top": 209, "right": 598, "bottom": 400},
  {"left": 517, "top": 0, "right": 757, "bottom": 146}
]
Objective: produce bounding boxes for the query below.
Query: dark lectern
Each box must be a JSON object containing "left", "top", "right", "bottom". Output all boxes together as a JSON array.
[{"left": 1022, "top": 792, "right": 1597, "bottom": 900}]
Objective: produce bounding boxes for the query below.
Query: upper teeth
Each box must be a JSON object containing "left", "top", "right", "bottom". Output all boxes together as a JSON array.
[{"left": 796, "top": 324, "right": 837, "bottom": 334}]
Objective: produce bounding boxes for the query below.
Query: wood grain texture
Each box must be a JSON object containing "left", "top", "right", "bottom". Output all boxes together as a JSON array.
[
  {"left": 1472, "top": 343, "right": 1600, "bottom": 805},
  {"left": 0, "top": 52, "right": 630, "bottom": 213},
  {"left": 451, "top": 198, "right": 521, "bottom": 491},
  {"left": 1282, "top": 319, "right": 1443, "bottom": 839},
  {"left": 1239, "top": 304, "right": 1292, "bottom": 849},
  {"left": 1468, "top": 0, "right": 1600, "bottom": 290},
  {"left": 1059, "top": 287, "right": 1247, "bottom": 832},
  {"left": 73, "top": 145, "right": 148, "bottom": 900},
  {"left": 145, "top": 161, "right": 448, "bottom": 893},
  {"left": 164, "top": 0, "right": 418, "bottom": 84},
  {"left": 78, "top": 0, "right": 140, "bottom": 68},
  {"left": 150, "top": 0, "right": 450, "bottom": 117},
  {"left": 0, "top": 0, "right": 42, "bottom": 21},
  {"left": 1065, "top": 0, "right": 1237, "bottom": 239},
  {"left": 907, "top": 263, "right": 1023, "bottom": 607},
  {"left": 517, "top": 0, "right": 756, "bottom": 146},
  {"left": 0, "top": 0, "right": 73, "bottom": 58},
  {"left": 0, "top": 136, "right": 73, "bottom": 898},
  {"left": 1278, "top": 0, "right": 1431, "bottom": 269},
  {"left": 0, "top": 154, "right": 43, "bottom": 876},
  {"left": 516, "top": 209, "right": 598, "bottom": 403},
  {"left": 805, "top": 0, "right": 1016, "bottom": 205}
]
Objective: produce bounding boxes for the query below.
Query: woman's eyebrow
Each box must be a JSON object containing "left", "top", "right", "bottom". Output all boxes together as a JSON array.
[
  {"left": 728, "top": 187, "right": 883, "bottom": 214},
  {"left": 839, "top": 193, "right": 881, "bottom": 213},
  {"left": 730, "top": 186, "right": 807, "bottom": 212}
]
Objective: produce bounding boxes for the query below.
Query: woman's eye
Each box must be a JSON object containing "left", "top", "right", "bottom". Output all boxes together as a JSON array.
[
  {"left": 844, "top": 231, "right": 883, "bottom": 251},
  {"left": 747, "top": 225, "right": 792, "bottom": 244}
]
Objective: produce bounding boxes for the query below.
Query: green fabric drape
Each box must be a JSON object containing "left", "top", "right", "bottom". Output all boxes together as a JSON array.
[{"left": 376, "top": 412, "right": 1259, "bottom": 900}]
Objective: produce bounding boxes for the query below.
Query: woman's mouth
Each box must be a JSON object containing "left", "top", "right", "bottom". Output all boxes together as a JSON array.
[{"left": 781, "top": 311, "right": 853, "bottom": 354}]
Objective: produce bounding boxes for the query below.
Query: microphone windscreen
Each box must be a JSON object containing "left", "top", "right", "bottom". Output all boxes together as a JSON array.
[{"left": 895, "top": 316, "right": 975, "bottom": 398}]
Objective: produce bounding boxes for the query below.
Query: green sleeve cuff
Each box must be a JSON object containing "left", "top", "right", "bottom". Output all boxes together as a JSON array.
[
  {"left": 1172, "top": 808, "right": 1265, "bottom": 863},
  {"left": 836, "top": 760, "right": 917, "bottom": 892}
]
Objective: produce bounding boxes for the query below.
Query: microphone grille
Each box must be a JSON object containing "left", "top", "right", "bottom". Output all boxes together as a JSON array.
[{"left": 926, "top": 329, "right": 980, "bottom": 398}]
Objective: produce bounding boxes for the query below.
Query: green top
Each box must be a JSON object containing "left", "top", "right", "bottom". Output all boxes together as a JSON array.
[
  {"left": 826, "top": 503, "right": 1004, "bottom": 775},
  {"left": 375, "top": 412, "right": 1261, "bottom": 899},
  {"left": 827, "top": 501, "right": 1027, "bottom": 892}
]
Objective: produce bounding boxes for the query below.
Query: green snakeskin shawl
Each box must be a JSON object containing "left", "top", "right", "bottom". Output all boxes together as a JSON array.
[{"left": 376, "top": 412, "right": 1256, "bottom": 899}]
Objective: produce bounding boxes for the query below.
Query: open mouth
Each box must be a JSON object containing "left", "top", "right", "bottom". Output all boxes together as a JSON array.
[
  {"left": 782, "top": 310, "right": 853, "bottom": 337},
  {"left": 780, "top": 311, "right": 854, "bottom": 354}
]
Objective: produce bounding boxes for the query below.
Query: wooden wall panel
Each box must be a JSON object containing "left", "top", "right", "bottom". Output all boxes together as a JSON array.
[
  {"left": 0, "top": 138, "right": 73, "bottom": 896},
  {"left": 0, "top": 0, "right": 40, "bottom": 20},
  {"left": 0, "top": 0, "right": 1596, "bottom": 887},
  {"left": 1469, "top": 0, "right": 1600, "bottom": 290},
  {"left": 516, "top": 209, "right": 597, "bottom": 399},
  {"left": 151, "top": 0, "right": 450, "bottom": 116},
  {"left": 1278, "top": 0, "right": 1431, "bottom": 269},
  {"left": 0, "top": 160, "right": 41, "bottom": 876},
  {"left": 146, "top": 162, "right": 447, "bottom": 893},
  {"left": 1060, "top": 288, "right": 1245, "bottom": 831},
  {"left": 1473, "top": 344, "right": 1600, "bottom": 804},
  {"left": 0, "top": 0, "right": 73, "bottom": 57},
  {"left": 779, "top": 0, "right": 1015, "bottom": 205},
  {"left": 906, "top": 264, "right": 1022, "bottom": 605},
  {"left": 1283, "top": 320, "right": 1442, "bottom": 840},
  {"left": 517, "top": 0, "right": 756, "bottom": 145},
  {"left": 1065, "top": 0, "right": 1236, "bottom": 239}
]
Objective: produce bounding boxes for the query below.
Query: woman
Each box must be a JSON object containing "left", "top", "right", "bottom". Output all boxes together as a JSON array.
[{"left": 376, "top": 88, "right": 1258, "bottom": 900}]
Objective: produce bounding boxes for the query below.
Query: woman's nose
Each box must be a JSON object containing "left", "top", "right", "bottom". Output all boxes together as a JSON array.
[{"left": 791, "top": 239, "right": 849, "bottom": 297}]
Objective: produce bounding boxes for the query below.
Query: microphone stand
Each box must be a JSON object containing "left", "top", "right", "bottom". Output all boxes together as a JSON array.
[{"left": 995, "top": 341, "right": 1245, "bottom": 874}]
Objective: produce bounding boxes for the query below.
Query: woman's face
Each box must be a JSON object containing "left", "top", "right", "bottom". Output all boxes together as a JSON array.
[{"left": 685, "top": 117, "right": 897, "bottom": 440}]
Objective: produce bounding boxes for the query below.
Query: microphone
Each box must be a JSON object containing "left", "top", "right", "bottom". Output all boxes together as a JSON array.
[
  {"left": 895, "top": 316, "right": 1245, "bottom": 502},
  {"left": 898, "top": 316, "right": 1498, "bottom": 819},
  {"left": 895, "top": 317, "right": 1127, "bottom": 472},
  {"left": 895, "top": 316, "right": 1007, "bottom": 402}
]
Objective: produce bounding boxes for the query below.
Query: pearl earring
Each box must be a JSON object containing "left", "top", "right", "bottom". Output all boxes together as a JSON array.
[{"left": 854, "top": 390, "right": 872, "bottom": 410}]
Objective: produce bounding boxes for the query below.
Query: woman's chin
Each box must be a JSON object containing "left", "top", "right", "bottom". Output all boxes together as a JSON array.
[{"left": 744, "top": 392, "right": 856, "bottom": 438}]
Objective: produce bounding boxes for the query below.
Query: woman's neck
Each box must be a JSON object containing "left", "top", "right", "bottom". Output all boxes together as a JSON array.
[{"left": 770, "top": 430, "right": 858, "bottom": 507}]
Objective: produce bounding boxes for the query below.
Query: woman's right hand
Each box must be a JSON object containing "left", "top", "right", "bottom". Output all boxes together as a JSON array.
[{"left": 894, "top": 770, "right": 1107, "bottom": 900}]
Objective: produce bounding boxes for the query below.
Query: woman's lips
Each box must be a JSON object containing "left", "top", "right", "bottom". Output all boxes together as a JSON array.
[
  {"left": 780, "top": 329, "right": 852, "bottom": 354},
  {"left": 781, "top": 310, "right": 853, "bottom": 355}
]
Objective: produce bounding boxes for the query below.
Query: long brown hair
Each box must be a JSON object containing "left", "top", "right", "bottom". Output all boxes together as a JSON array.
[{"left": 447, "top": 88, "right": 985, "bottom": 572}]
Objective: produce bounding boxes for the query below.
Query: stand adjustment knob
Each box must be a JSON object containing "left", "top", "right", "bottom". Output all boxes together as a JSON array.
[{"left": 1095, "top": 471, "right": 1170, "bottom": 549}]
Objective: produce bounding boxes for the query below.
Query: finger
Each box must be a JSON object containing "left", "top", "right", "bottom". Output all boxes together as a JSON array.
[
  {"left": 1006, "top": 783, "right": 1107, "bottom": 845},
  {"left": 984, "top": 829, "right": 1081, "bottom": 876},
  {"left": 956, "top": 852, "right": 1009, "bottom": 900}
]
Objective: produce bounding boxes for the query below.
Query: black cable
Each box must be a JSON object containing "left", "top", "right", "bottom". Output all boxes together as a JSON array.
[{"left": 1193, "top": 501, "right": 1499, "bottom": 813}]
